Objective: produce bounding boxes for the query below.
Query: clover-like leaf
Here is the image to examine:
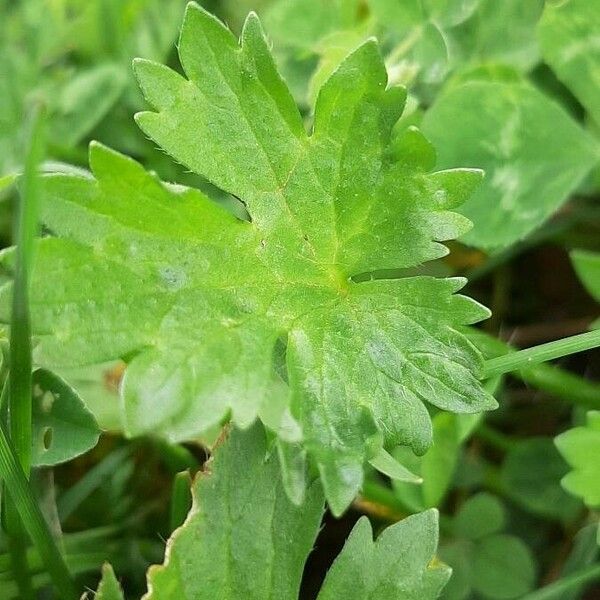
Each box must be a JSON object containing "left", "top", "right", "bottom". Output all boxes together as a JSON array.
[
  {"left": 0, "top": 3, "right": 496, "bottom": 513},
  {"left": 422, "top": 80, "right": 599, "bottom": 249},
  {"left": 441, "top": 493, "right": 537, "bottom": 600},
  {"left": 555, "top": 411, "right": 600, "bottom": 508},
  {"left": 538, "top": 0, "right": 600, "bottom": 127}
]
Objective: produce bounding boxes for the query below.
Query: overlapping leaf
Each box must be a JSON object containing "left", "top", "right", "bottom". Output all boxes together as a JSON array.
[
  {"left": 140, "top": 424, "right": 449, "bottom": 600},
  {"left": 556, "top": 412, "right": 600, "bottom": 508},
  {"left": 0, "top": 3, "right": 496, "bottom": 513},
  {"left": 538, "top": 0, "right": 600, "bottom": 127},
  {"left": 145, "top": 424, "right": 324, "bottom": 599},
  {"left": 422, "top": 80, "right": 599, "bottom": 249}
]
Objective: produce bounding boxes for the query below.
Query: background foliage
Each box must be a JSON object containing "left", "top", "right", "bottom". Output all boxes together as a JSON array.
[{"left": 0, "top": 0, "right": 599, "bottom": 598}]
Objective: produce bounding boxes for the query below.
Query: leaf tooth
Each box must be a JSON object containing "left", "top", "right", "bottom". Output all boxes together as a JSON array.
[{"left": 133, "top": 59, "right": 188, "bottom": 112}]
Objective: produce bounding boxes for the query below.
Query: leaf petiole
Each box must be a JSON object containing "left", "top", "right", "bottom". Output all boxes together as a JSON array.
[
  {"left": 518, "top": 563, "right": 600, "bottom": 600},
  {"left": 0, "top": 421, "right": 78, "bottom": 599},
  {"left": 483, "top": 329, "right": 600, "bottom": 379}
]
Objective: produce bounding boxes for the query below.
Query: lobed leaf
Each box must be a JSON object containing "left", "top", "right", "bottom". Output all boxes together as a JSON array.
[
  {"left": 0, "top": 4, "right": 497, "bottom": 513},
  {"left": 144, "top": 423, "right": 449, "bottom": 600},
  {"left": 317, "top": 511, "right": 450, "bottom": 600},
  {"left": 555, "top": 412, "right": 600, "bottom": 508},
  {"left": 144, "top": 423, "right": 324, "bottom": 599}
]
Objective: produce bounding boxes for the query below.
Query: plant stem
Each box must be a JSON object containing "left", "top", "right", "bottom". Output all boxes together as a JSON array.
[
  {"left": 7, "top": 535, "right": 35, "bottom": 599},
  {"left": 9, "top": 107, "right": 45, "bottom": 476},
  {"left": 360, "top": 479, "right": 408, "bottom": 515},
  {"left": 476, "top": 423, "right": 516, "bottom": 452},
  {"left": 0, "top": 422, "right": 78, "bottom": 599},
  {"left": 483, "top": 330, "right": 600, "bottom": 379},
  {"left": 519, "top": 363, "right": 600, "bottom": 410},
  {"left": 519, "top": 563, "right": 600, "bottom": 600}
]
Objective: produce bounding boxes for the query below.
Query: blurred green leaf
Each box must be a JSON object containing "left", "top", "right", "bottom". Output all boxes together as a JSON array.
[
  {"left": 50, "top": 64, "right": 127, "bottom": 148},
  {"left": 31, "top": 368, "right": 100, "bottom": 466},
  {"left": 571, "top": 250, "right": 600, "bottom": 302},
  {"left": 422, "top": 80, "right": 599, "bottom": 249},
  {"left": 471, "top": 534, "right": 536, "bottom": 599},
  {"left": 450, "top": 0, "right": 544, "bottom": 72},
  {"left": 501, "top": 437, "right": 582, "bottom": 522},
  {"left": 393, "top": 412, "right": 473, "bottom": 511},
  {"left": 453, "top": 492, "right": 505, "bottom": 540},
  {"left": 538, "top": 0, "right": 600, "bottom": 127},
  {"left": 441, "top": 493, "right": 536, "bottom": 600},
  {"left": 556, "top": 412, "right": 600, "bottom": 507}
]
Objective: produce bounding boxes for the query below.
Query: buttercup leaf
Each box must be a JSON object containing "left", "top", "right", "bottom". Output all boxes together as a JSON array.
[
  {"left": 145, "top": 423, "right": 324, "bottom": 599},
  {"left": 317, "top": 510, "right": 450, "bottom": 599},
  {"left": 145, "top": 423, "right": 448, "bottom": 600},
  {"left": 0, "top": 3, "right": 496, "bottom": 514}
]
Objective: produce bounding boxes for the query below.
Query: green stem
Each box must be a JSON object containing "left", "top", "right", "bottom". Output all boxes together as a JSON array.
[
  {"left": 519, "top": 563, "right": 600, "bottom": 600},
  {"left": 0, "top": 422, "right": 78, "bottom": 599},
  {"left": 170, "top": 471, "right": 193, "bottom": 532},
  {"left": 476, "top": 423, "right": 516, "bottom": 452},
  {"left": 519, "top": 363, "right": 600, "bottom": 410},
  {"left": 9, "top": 107, "right": 45, "bottom": 476},
  {"left": 7, "top": 534, "right": 35, "bottom": 600},
  {"left": 483, "top": 330, "right": 600, "bottom": 379},
  {"left": 361, "top": 479, "right": 408, "bottom": 514}
]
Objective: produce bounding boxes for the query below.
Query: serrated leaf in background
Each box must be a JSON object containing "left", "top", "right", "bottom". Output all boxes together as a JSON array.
[
  {"left": 145, "top": 423, "right": 324, "bottom": 600},
  {"left": 317, "top": 510, "right": 450, "bottom": 600}
]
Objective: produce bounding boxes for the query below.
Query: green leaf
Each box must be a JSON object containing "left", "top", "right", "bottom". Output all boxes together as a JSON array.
[
  {"left": 538, "top": 0, "right": 600, "bottom": 127},
  {"left": 317, "top": 510, "right": 451, "bottom": 600},
  {"left": 471, "top": 534, "right": 536, "bottom": 599},
  {"left": 145, "top": 423, "right": 325, "bottom": 599},
  {"left": 369, "top": 0, "right": 480, "bottom": 31},
  {"left": 54, "top": 362, "right": 124, "bottom": 432},
  {"left": 265, "top": 0, "right": 361, "bottom": 51},
  {"left": 31, "top": 368, "right": 100, "bottom": 466},
  {"left": 555, "top": 411, "right": 600, "bottom": 507},
  {"left": 501, "top": 437, "right": 582, "bottom": 522},
  {"left": 439, "top": 542, "right": 471, "bottom": 600},
  {"left": 571, "top": 250, "right": 600, "bottom": 302},
  {"left": 0, "top": 174, "right": 16, "bottom": 193},
  {"left": 392, "top": 411, "right": 465, "bottom": 511},
  {"left": 50, "top": 64, "right": 127, "bottom": 148},
  {"left": 440, "top": 494, "right": 537, "bottom": 600},
  {"left": 453, "top": 492, "right": 505, "bottom": 540},
  {"left": 422, "top": 80, "right": 599, "bottom": 249},
  {"left": 4, "top": 4, "right": 496, "bottom": 514},
  {"left": 451, "top": 0, "right": 544, "bottom": 72},
  {"left": 144, "top": 422, "right": 450, "bottom": 599},
  {"left": 94, "top": 563, "right": 125, "bottom": 600}
]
